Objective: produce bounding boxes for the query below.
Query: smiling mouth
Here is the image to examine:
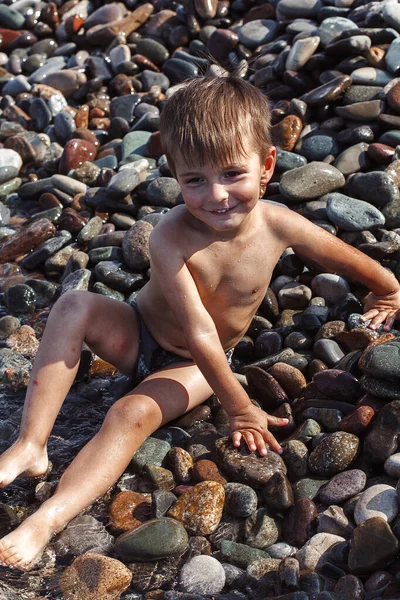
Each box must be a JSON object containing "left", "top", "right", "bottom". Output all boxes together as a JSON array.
[{"left": 210, "top": 206, "right": 235, "bottom": 215}]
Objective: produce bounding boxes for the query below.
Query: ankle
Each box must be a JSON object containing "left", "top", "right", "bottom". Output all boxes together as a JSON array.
[{"left": 17, "top": 437, "right": 47, "bottom": 453}]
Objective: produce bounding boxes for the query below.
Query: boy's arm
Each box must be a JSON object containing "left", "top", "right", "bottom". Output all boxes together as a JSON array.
[
  {"left": 149, "top": 226, "right": 288, "bottom": 454},
  {"left": 273, "top": 208, "right": 400, "bottom": 329}
]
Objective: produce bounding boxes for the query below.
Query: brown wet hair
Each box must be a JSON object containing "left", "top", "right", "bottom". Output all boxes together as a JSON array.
[{"left": 159, "top": 72, "right": 272, "bottom": 178}]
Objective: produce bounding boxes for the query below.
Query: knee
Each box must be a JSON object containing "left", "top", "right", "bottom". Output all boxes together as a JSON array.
[{"left": 105, "top": 395, "right": 160, "bottom": 433}]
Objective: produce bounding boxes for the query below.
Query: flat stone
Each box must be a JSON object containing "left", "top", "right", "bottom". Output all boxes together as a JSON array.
[
  {"left": 386, "top": 37, "right": 400, "bottom": 74},
  {"left": 219, "top": 540, "right": 270, "bottom": 569},
  {"left": 244, "top": 507, "right": 279, "bottom": 549},
  {"left": 215, "top": 437, "right": 286, "bottom": 488},
  {"left": 319, "top": 470, "right": 366, "bottom": 505},
  {"left": 325, "top": 192, "right": 385, "bottom": 231},
  {"left": 277, "top": 0, "right": 321, "bottom": 19},
  {"left": 351, "top": 67, "right": 393, "bottom": 86},
  {"left": 296, "top": 132, "right": 339, "bottom": 161},
  {"left": 282, "top": 498, "right": 317, "bottom": 547},
  {"left": 384, "top": 453, "right": 400, "bottom": 478},
  {"left": 336, "top": 99, "right": 382, "bottom": 121},
  {"left": 308, "top": 432, "right": 359, "bottom": 476},
  {"left": 360, "top": 339, "right": 400, "bottom": 380},
  {"left": 286, "top": 36, "right": 320, "bottom": 71},
  {"left": 313, "top": 339, "right": 345, "bottom": 367},
  {"left": 59, "top": 553, "right": 131, "bottom": 600},
  {"left": 115, "top": 517, "right": 188, "bottom": 561},
  {"left": 237, "top": 19, "right": 280, "bottom": 50},
  {"left": 348, "top": 517, "right": 399, "bottom": 576},
  {"left": 296, "top": 533, "right": 345, "bottom": 571},
  {"left": 0, "top": 148, "right": 22, "bottom": 172},
  {"left": 318, "top": 17, "right": 359, "bottom": 47},
  {"left": 279, "top": 162, "right": 345, "bottom": 202},
  {"left": 354, "top": 484, "right": 399, "bottom": 525},
  {"left": 313, "top": 369, "right": 361, "bottom": 403},
  {"left": 317, "top": 505, "right": 354, "bottom": 537},
  {"left": 54, "top": 515, "right": 114, "bottom": 557}
]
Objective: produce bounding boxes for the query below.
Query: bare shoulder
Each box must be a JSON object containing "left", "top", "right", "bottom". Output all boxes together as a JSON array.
[
  {"left": 149, "top": 205, "right": 189, "bottom": 251},
  {"left": 258, "top": 201, "right": 292, "bottom": 236}
]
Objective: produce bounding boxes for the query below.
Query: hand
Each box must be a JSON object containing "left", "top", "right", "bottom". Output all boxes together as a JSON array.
[
  {"left": 360, "top": 287, "right": 400, "bottom": 331},
  {"left": 229, "top": 403, "right": 289, "bottom": 456}
]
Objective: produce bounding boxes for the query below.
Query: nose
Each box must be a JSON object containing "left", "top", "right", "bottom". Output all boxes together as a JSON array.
[{"left": 210, "top": 182, "right": 229, "bottom": 202}]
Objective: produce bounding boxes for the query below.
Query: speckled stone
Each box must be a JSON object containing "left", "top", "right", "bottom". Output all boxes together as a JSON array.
[
  {"left": 308, "top": 432, "right": 359, "bottom": 476},
  {"left": 59, "top": 553, "right": 132, "bottom": 600},
  {"left": 109, "top": 491, "right": 152, "bottom": 534},
  {"left": 279, "top": 162, "right": 345, "bottom": 202},
  {"left": 319, "top": 470, "right": 366, "bottom": 505},
  {"left": 167, "top": 481, "right": 224, "bottom": 535},
  {"left": 224, "top": 483, "right": 258, "bottom": 518},
  {"left": 244, "top": 508, "right": 279, "bottom": 549}
]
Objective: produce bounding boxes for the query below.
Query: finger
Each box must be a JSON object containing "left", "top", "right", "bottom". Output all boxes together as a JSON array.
[
  {"left": 264, "top": 430, "right": 282, "bottom": 454},
  {"left": 242, "top": 432, "right": 256, "bottom": 452},
  {"left": 361, "top": 309, "right": 379, "bottom": 321},
  {"left": 253, "top": 432, "right": 268, "bottom": 456},
  {"left": 384, "top": 314, "right": 396, "bottom": 331},
  {"left": 232, "top": 432, "right": 242, "bottom": 448},
  {"left": 267, "top": 416, "right": 290, "bottom": 427},
  {"left": 369, "top": 312, "right": 388, "bottom": 330}
]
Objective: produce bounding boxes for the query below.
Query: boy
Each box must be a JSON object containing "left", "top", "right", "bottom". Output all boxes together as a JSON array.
[{"left": 0, "top": 73, "right": 399, "bottom": 571}]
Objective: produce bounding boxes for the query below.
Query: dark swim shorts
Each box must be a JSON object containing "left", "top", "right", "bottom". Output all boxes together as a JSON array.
[{"left": 131, "top": 299, "right": 234, "bottom": 384}]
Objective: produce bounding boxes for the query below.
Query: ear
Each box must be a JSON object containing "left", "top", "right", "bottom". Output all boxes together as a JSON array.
[{"left": 260, "top": 147, "right": 276, "bottom": 187}]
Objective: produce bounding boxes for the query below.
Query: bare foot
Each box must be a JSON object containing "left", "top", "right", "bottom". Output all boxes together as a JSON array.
[
  {"left": 0, "top": 513, "right": 53, "bottom": 570},
  {"left": 0, "top": 440, "right": 48, "bottom": 487}
]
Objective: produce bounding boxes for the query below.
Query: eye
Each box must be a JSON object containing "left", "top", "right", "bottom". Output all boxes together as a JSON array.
[
  {"left": 224, "top": 170, "right": 241, "bottom": 179},
  {"left": 186, "top": 177, "right": 203, "bottom": 185}
]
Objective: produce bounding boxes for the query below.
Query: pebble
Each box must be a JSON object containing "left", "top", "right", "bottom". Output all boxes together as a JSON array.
[
  {"left": 348, "top": 517, "right": 399, "bottom": 576},
  {"left": 354, "top": 484, "right": 399, "bottom": 525},
  {"left": 180, "top": 555, "right": 225, "bottom": 595},
  {"left": 279, "top": 162, "right": 345, "bottom": 202},
  {"left": 319, "top": 470, "right": 366, "bottom": 505},
  {"left": 325, "top": 193, "right": 385, "bottom": 231},
  {"left": 308, "top": 432, "right": 359, "bottom": 476}
]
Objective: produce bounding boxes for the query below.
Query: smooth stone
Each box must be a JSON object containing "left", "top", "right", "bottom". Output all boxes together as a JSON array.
[
  {"left": 107, "top": 168, "right": 143, "bottom": 197},
  {"left": 271, "top": 115, "right": 303, "bottom": 152},
  {"left": 335, "top": 99, "right": 382, "bottom": 121},
  {"left": 317, "top": 505, "right": 354, "bottom": 537},
  {"left": 301, "top": 75, "right": 352, "bottom": 106},
  {"left": 111, "top": 94, "right": 141, "bottom": 124},
  {"left": 325, "top": 192, "right": 385, "bottom": 231},
  {"left": 296, "top": 132, "right": 339, "bottom": 162},
  {"left": 146, "top": 177, "right": 182, "bottom": 208},
  {"left": 275, "top": 149, "right": 307, "bottom": 173},
  {"left": 224, "top": 483, "right": 258, "bottom": 518},
  {"left": 279, "top": 162, "right": 345, "bottom": 202},
  {"left": 386, "top": 38, "right": 400, "bottom": 75},
  {"left": 384, "top": 453, "right": 400, "bottom": 478},
  {"left": 318, "top": 17, "right": 359, "bottom": 47},
  {"left": 302, "top": 408, "right": 342, "bottom": 432},
  {"left": 136, "top": 38, "right": 169, "bottom": 66},
  {"left": 308, "top": 432, "right": 359, "bottom": 476},
  {"left": 0, "top": 148, "right": 22, "bottom": 172},
  {"left": 54, "top": 110, "right": 76, "bottom": 143},
  {"left": 313, "top": 369, "right": 361, "bottom": 403},
  {"left": 180, "top": 555, "right": 225, "bottom": 595},
  {"left": 163, "top": 59, "right": 199, "bottom": 84},
  {"left": 311, "top": 274, "right": 350, "bottom": 304},
  {"left": 292, "top": 478, "right": 329, "bottom": 501},
  {"left": 219, "top": 540, "right": 270, "bottom": 569},
  {"left": 244, "top": 508, "right": 279, "bottom": 549},
  {"left": 296, "top": 533, "right": 345, "bottom": 571},
  {"left": 277, "top": 0, "right": 321, "bottom": 19},
  {"left": 351, "top": 67, "right": 393, "bottom": 86},
  {"left": 347, "top": 171, "right": 399, "bottom": 208},
  {"left": 60, "top": 269, "right": 91, "bottom": 295},
  {"left": 282, "top": 498, "right": 317, "bottom": 547},
  {"left": 237, "top": 20, "right": 280, "bottom": 50},
  {"left": 19, "top": 231, "right": 71, "bottom": 270},
  {"left": 344, "top": 85, "right": 382, "bottom": 104},
  {"left": 167, "top": 481, "right": 224, "bottom": 535},
  {"left": 122, "top": 220, "right": 153, "bottom": 271},
  {"left": 122, "top": 131, "right": 152, "bottom": 159},
  {"left": 325, "top": 35, "right": 371, "bottom": 57},
  {"left": 348, "top": 517, "right": 399, "bottom": 576},
  {"left": 115, "top": 517, "right": 188, "bottom": 561},
  {"left": 54, "top": 515, "right": 114, "bottom": 557},
  {"left": 131, "top": 436, "right": 170, "bottom": 470},
  {"left": 382, "top": 4, "right": 400, "bottom": 32},
  {"left": 2, "top": 74, "right": 31, "bottom": 96},
  {"left": 313, "top": 339, "right": 345, "bottom": 367},
  {"left": 361, "top": 339, "right": 400, "bottom": 380},
  {"left": 0, "top": 5, "right": 25, "bottom": 29},
  {"left": 0, "top": 166, "right": 18, "bottom": 185},
  {"left": 319, "top": 470, "right": 366, "bottom": 505},
  {"left": 354, "top": 484, "right": 399, "bottom": 525},
  {"left": 286, "top": 36, "right": 320, "bottom": 71},
  {"left": 4, "top": 284, "right": 36, "bottom": 315},
  {"left": 51, "top": 174, "right": 87, "bottom": 196},
  {"left": 215, "top": 437, "right": 286, "bottom": 488}
]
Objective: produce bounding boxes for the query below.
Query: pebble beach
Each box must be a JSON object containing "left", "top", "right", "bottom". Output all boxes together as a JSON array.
[{"left": 2, "top": 0, "right": 400, "bottom": 598}]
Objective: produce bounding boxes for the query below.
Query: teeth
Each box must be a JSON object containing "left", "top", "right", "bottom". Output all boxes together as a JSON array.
[{"left": 216, "top": 209, "right": 228, "bottom": 213}]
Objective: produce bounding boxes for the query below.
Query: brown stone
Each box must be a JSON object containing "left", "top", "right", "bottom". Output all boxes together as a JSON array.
[
  {"left": 87, "top": 3, "right": 154, "bottom": 45},
  {"left": 109, "top": 491, "right": 152, "bottom": 534},
  {"left": 132, "top": 55, "right": 159, "bottom": 73},
  {"left": 41, "top": 2, "right": 59, "bottom": 28},
  {"left": 74, "top": 104, "right": 89, "bottom": 129},
  {"left": 4, "top": 136, "right": 36, "bottom": 164},
  {"left": 386, "top": 159, "right": 400, "bottom": 186},
  {"left": 194, "top": 0, "right": 218, "bottom": 19},
  {"left": 167, "top": 481, "right": 224, "bottom": 535},
  {"left": 2, "top": 105, "right": 31, "bottom": 129},
  {"left": 59, "top": 138, "right": 97, "bottom": 175},
  {"left": 59, "top": 553, "right": 132, "bottom": 600},
  {"left": 336, "top": 328, "right": 378, "bottom": 351},
  {"left": 39, "top": 192, "right": 62, "bottom": 210},
  {"left": 282, "top": 498, "right": 317, "bottom": 547},
  {"left": 191, "top": 459, "right": 227, "bottom": 485},
  {"left": 387, "top": 81, "right": 400, "bottom": 112},
  {"left": 367, "top": 143, "right": 395, "bottom": 165},
  {"left": 6, "top": 325, "right": 39, "bottom": 359},
  {"left": 243, "top": 4, "right": 275, "bottom": 22},
  {"left": 44, "top": 70, "right": 87, "bottom": 99},
  {"left": 90, "top": 117, "right": 111, "bottom": 131},
  {"left": 64, "top": 14, "right": 85, "bottom": 36},
  {"left": 168, "top": 447, "right": 193, "bottom": 484},
  {"left": 73, "top": 127, "right": 100, "bottom": 148},
  {"left": 366, "top": 46, "right": 387, "bottom": 69},
  {"left": 300, "top": 75, "right": 352, "bottom": 107},
  {"left": 271, "top": 115, "right": 303, "bottom": 151},
  {"left": 207, "top": 29, "right": 239, "bottom": 62},
  {"left": 146, "top": 131, "right": 163, "bottom": 159},
  {"left": 340, "top": 406, "right": 375, "bottom": 436},
  {"left": 246, "top": 366, "right": 289, "bottom": 410},
  {"left": 90, "top": 358, "right": 118, "bottom": 377},
  {"left": 0, "top": 219, "right": 56, "bottom": 263},
  {"left": 58, "top": 208, "right": 88, "bottom": 233},
  {"left": 268, "top": 362, "right": 306, "bottom": 400}
]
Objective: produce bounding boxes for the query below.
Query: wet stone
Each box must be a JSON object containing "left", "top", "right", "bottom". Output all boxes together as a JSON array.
[
  {"left": 224, "top": 483, "right": 258, "bottom": 518},
  {"left": 218, "top": 540, "right": 270, "bottom": 569},
  {"left": 237, "top": 19, "right": 280, "bottom": 50},
  {"left": 325, "top": 193, "right": 385, "bottom": 231},
  {"left": 54, "top": 515, "right": 114, "bottom": 558},
  {"left": 167, "top": 481, "right": 224, "bottom": 535},
  {"left": 109, "top": 491, "right": 152, "bottom": 534},
  {"left": 279, "top": 162, "right": 345, "bottom": 202}
]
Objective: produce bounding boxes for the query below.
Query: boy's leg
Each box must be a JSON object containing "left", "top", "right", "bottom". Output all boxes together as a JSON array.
[
  {"left": 0, "top": 291, "right": 141, "bottom": 487},
  {"left": 0, "top": 362, "right": 213, "bottom": 568}
]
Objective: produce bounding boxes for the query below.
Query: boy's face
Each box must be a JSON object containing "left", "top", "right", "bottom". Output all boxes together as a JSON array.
[{"left": 175, "top": 145, "right": 276, "bottom": 235}]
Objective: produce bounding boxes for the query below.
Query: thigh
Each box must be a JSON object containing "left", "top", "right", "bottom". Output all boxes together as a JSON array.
[
  {"left": 79, "top": 292, "right": 140, "bottom": 376},
  {"left": 130, "top": 361, "right": 214, "bottom": 429}
]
